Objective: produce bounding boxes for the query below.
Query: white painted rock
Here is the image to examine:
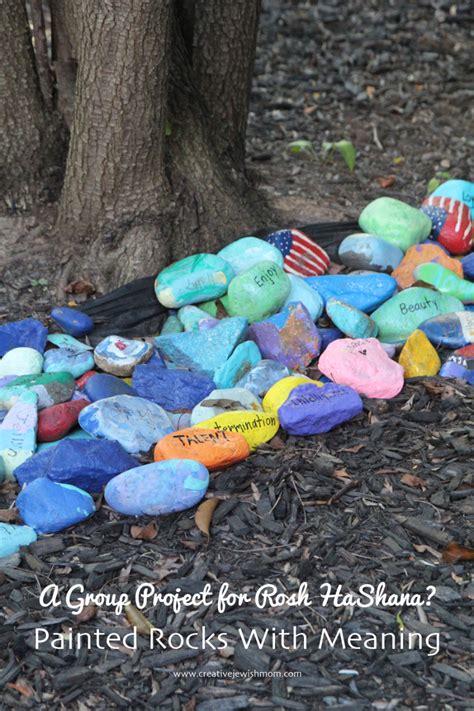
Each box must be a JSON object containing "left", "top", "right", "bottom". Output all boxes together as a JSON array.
[{"left": 0, "top": 348, "right": 43, "bottom": 377}]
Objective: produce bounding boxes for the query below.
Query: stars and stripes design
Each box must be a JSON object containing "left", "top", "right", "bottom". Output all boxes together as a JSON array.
[
  {"left": 265, "top": 228, "right": 330, "bottom": 277},
  {"left": 422, "top": 196, "right": 473, "bottom": 254}
]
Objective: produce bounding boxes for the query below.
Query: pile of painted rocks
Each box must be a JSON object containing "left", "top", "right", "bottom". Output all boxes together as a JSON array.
[{"left": 1, "top": 179, "right": 474, "bottom": 560}]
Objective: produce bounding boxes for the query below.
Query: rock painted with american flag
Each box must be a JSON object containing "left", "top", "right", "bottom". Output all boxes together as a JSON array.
[
  {"left": 421, "top": 196, "right": 473, "bottom": 255},
  {"left": 265, "top": 228, "right": 330, "bottom": 277}
]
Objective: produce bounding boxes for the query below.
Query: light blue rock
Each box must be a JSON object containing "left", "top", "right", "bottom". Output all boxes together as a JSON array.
[
  {"left": 190, "top": 387, "right": 262, "bottom": 425},
  {"left": 305, "top": 274, "right": 397, "bottom": 313},
  {"left": 17, "top": 479, "right": 95, "bottom": 534},
  {"left": 214, "top": 341, "right": 261, "bottom": 389},
  {"left": 338, "top": 233, "right": 404, "bottom": 273},
  {"left": 161, "top": 314, "right": 184, "bottom": 335},
  {"left": 0, "top": 523, "right": 37, "bottom": 558},
  {"left": 235, "top": 359, "right": 290, "bottom": 397},
  {"left": 44, "top": 348, "right": 94, "bottom": 378},
  {"left": 218, "top": 237, "right": 284, "bottom": 274},
  {"left": 432, "top": 180, "right": 474, "bottom": 218},
  {"left": 283, "top": 275, "right": 324, "bottom": 320},
  {"left": 0, "top": 389, "right": 37, "bottom": 480},
  {"left": 177, "top": 305, "right": 219, "bottom": 331},
  {"left": 47, "top": 333, "right": 93, "bottom": 352},
  {"left": 326, "top": 298, "right": 378, "bottom": 339},
  {"left": 155, "top": 253, "right": 234, "bottom": 308}
]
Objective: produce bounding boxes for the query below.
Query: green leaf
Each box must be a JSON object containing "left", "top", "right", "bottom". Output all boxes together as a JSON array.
[
  {"left": 427, "top": 177, "right": 441, "bottom": 195},
  {"left": 333, "top": 140, "right": 356, "bottom": 172},
  {"left": 37, "top": 278, "right": 49, "bottom": 286},
  {"left": 287, "top": 139, "right": 315, "bottom": 155},
  {"left": 322, "top": 141, "right": 333, "bottom": 155},
  {"left": 395, "top": 611, "right": 405, "bottom": 631}
]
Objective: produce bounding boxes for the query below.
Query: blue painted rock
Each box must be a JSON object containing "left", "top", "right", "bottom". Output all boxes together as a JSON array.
[
  {"left": 225, "top": 261, "right": 291, "bottom": 322},
  {"left": 235, "top": 359, "right": 290, "bottom": 397},
  {"left": 132, "top": 363, "right": 214, "bottom": 411},
  {"left": 155, "top": 317, "right": 247, "bottom": 377},
  {"left": 5, "top": 372, "right": 75, "bottom": 408},
  {"left": 371, "top": 287, "right": 464, "bottom": 344},
  {"left": 16, "top": 439, "right": 137, "bottom": 492},
  {"left": 217, "top": 236, "right": 283, "bottom": 274},
  {"left": 0, "top": 523, "right": 37, "bottom": 558},
  {"left": 421, "top": 196, "right": 473, "bottom": 255},
  {"left": 161, "top": 314, "right": 184, "bottom": 335},
  {"left": 326, "top": 298, "right": 378, "bottom": 339},
  {"left": 249, "top": 302, "right": 321, "bottom": 370},
  {"left": 440, "top": 344, "right": 474, "bottom": 385},
  {"left": 155, "top": 253, "right": 234, "bottom": 308},
  {"left": 43, "top": 347, "right": 94, "bottom": 378},
  {"left": 278, "top": 382, "right": 363, "bottom": 435},
  {"left": 47, "top": 333, "right": 93, "bottom": 352},
  {"left": 17, "top": 478, "right": 95, "bottom": 533},
  {"left": 0, "top": 318, "right": 48, "bottom": 356},
  {"left": 93, "top": 335, "right": 153, "bottom": 377},
  {"left": 283, "top": 274, "right": 324, "bottom": 320},
  {"left": 414, "top": 263, "right": 474, "bottom": 303},
  {"left": 0, "top": 375, "right": 17, "bottom": 390},
  {"left": 104, "top": 460, "right": 209, "bottom": 516},
  {"left": 36, "top": 428, "right": 94, "bottom": 453},
  {"left": 190, "top": 387, "right": 262, "bottom": 425},
  {"left": 265, "top": 228, "right": 330, "bottom": 276},
  {"left": 79, "top": 395, "right": 174, "bottom": 454},
  {"left": 50, "top": 306, "right": 94, "bottom": 337},
  {"left": 0, "top": 390, "right": 37, "bottom": 479},
  {"left": 319, "top": 327, "right": 344, "bottom": 353},
  {"left": 338, "top": 233, "right": 404, "bottom": 273},
  {"left": 305, "top": 274, "right": 396, "bottom": 313},
  {"left": 419, "top": 311, "right": 474, "bottom": 349},
  {"left": 37, "top": 399, "right": 89, "bottom": 442},
  {"left": 462, "top": 253, "right": 474, "bottom": 281},
  {"left": 318, "top": 338, "right": 405, "bottom": 399},
  {"left": 177, "top": 305, "right": 218, "bottom": 331},
  {"left": 167, "top": 412, "right": 192, "bottom": 430},
  {"left": 214, "top": 341, "right": 261, "bottom": 389},
  {"left": 0, "top": 348, "right": 43, "bottom": 377},
  {"left": 431, "top": 179, "right": 474, "bottom": 219},
  {"left": 359, "top": 197, "right": 432, "bottom": 251},
  {"left": 83, "top": 373, "right": 136, "bottom": 401}
]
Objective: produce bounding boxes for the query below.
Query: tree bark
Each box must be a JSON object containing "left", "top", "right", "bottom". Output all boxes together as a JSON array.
[
  {"left": 50, "top": 0, "right": 78, "bottom": 129},
  {"left": 30, "top": 0, "right": 54, "bottom": 110}
]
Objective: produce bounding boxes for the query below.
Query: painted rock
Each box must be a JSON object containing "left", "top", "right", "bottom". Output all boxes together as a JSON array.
[
  {"left": 283, "top": 274, "right": 324, "bottom": 320},
  {"left": 79, "top": 395, "right": 174, "bottom": 454},
  {"left": 17, "top": 478, "right": 95, "bottom": 534},
  {"left": 155, "top": 253, "right": 234, "bottom": 308},
  {"left": 214, "top": 341, "right": 261, "bottom": 389},
  {"left": 36, "top": 428, "right": 94, "bottom": 453},
  {"left": 50, "top": 306, "right": 94, "bottom": 337},
  {"left": 155, "top": 317, "right": 247, "bottom": 377},
  {"left": 266, "top": 229, "right": 330, "bottom": 276},
  {"left": 235, "top": 359, "right": 290, "bottom": 397},
  {"left": 318, "top": 338, "right": 405, "bottom": 399},
  {"left": 5, "top": 371, "right": 75, "bottom": 409},
  {"left": 440, "top": 344, "right": 474, "bottom": 384},
  {"left": 166, "top": 412, "right": 192, "bottom": 430},
  {"left": 371, "top": 287, "right": 464, "bottom": 344},
  {"left": 432, "top": 179, "right": 474, "bottom": 218},
  {"left": 199, "top": 300, "right": 218, "bottom": 317},
  {"left": 249, "top": 302, "right": 321, "bottom": 370},
  {"left": 190, "top": 387, "right": 262, "bottom": 426},
  {"left": 278, "top": 382, "right": 363, "bottom": 435},
  {"left": 161, "top": 314, "right": 184, "bottom": 335},
  {"left": 414, "top": 263, "right": 474, "bottom": 303},
  {"left": 104, "top": 460, "right": 209, "bottom": 516},
  {"left": 43, "top": 348, "right": 94, "bottom": 378},
  {"left": 262, "top": 375, "right": 321, "bottom": 413},
  {"left": 0, "top": 390, "right": 37, "bottom": 480},
  {"left": 154, "top": 428, "right": 250, "bottom": 470},
  {"left": 326, "top": 298, "right": 378, "bottom": 339},
  {"left": 398, "top": 330, "right": 441, "bottom": 378},
  {"left": 319, "top": 327, "right": 344, "bottom": 352},
  {"left": 37, "top": 399, "right": 89, "bottom": 442},
  {"left": 462, "top": 253, "right": 474, "bottom": 281},
  {"left": 132, "top": 363, "right": 215, "bottom": 411},
  {"left": 47, "top": 333, "right": 93, "bottom": 353},
  {"left": 76, "top": 370, "right": 97, "bottom": 390},
  {"left": 177, "top": 305, "right": 219, "bottom": 332},
  {"left": 225, "top": 261, "right": 291, "bottom": 323},
  {"left": 16, "top": 439, "right": 137, "bottom": 492},
  {"left": 305, "top": 274, "right": 396, "bottom": 313},
  {"left": 359, "top": 197, "right": 431, "bottom": 251},
  {"left": 419, "top": 311, "right": 474, "bottom": 349},
  {"left": 421, "top": 196, "right": 473, "bottom": 255},
  {"left": 0, "top": 523, "right": 37, "bottom": 558},
  {"left": 338, "top": 233, "right": 404, "bottom": 273},
  {"left": 392, "top": 243, "right": 464, "bottom": 290},
  {"left": 196, "top": 410, "right": 279, "bottom": 451},
  {"left": 218, "top": 236, "right": 283, "bottom": 274},
  {"left": 93, "top": 335, "right": 153, "bottom": 377},
  {"left": 0, "top": 318, "right": 47, "bottom": 356},
  {"left": 83, "top": 373, "right": 136, "bottom": 401},
  {"left": 0, "top": 348, "right": 43, "bottom": 377}
]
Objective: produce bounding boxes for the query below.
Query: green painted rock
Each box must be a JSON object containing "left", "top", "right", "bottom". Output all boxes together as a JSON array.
[
  {"left": 414, "top": 263, "right": 474, "bottom": 304},
  {"left": 225, "top": 261, "right": 291, "bottom": 323},
  {"left": 155, "top": 253, "right": 234, "bottom": 308},
  {"left": 2, "top": 372, "right": 75, "bottom": 409},
  {"left": 359, "top": 197, "right": 432, "bottom": 252},
  {"left": 371, "top": 287, "right": 464, "bottom": 343}
]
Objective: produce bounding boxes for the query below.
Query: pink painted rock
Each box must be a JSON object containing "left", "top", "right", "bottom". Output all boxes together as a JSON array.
[
  {"left": 318, "top": 338, "right": 404, "bottom": 399},
  {"left": 37, "top": 399, "right": 89, "bottom": 442}
]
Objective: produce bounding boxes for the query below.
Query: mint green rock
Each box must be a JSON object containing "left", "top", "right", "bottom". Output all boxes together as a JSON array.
[
  {"left": 218, "top": 237, "right": 283, "bottom": 274},
  {"left": 199, "top": 300, "right": 218, "bottom": 317},
  {"left": 3, "top": 372, "right": 75, "bottom": 409},
  {"left": 414, "top": 263, "right": 474, "bottom": 304},
  {"left": 359, "top": 197, "right": 432, "bottom": 252},
  {"left": 371, "top": 287, "right": 464, "bottom": 344},
  {"left": 178, "top": 305, "right": 218, "bottom": 331},
  {"left": 226, "top": 260, "right": 291, "bottom": 323},
  {"left": 155, "top": 253, "right": 234, "bottom": 308},
  {"left": 160, "top": 315, "right": 184, "bottom": 335}
]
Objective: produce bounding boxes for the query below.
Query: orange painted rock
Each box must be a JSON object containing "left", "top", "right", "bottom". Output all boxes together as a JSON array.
[
  {"left": 154, "top": 427, "right": 250, "bottom": 471},
  {"left": 392, "top": 244, "right": 463, "bottom": 290}
]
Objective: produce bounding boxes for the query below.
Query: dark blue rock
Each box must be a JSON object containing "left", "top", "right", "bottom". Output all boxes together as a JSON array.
[
  {"left": 419, "top": 312, "right": 474, "bottom": 349},
  {"left": 462, "top": 253, "right": 474, "bottom": 281},
  {"left": 132, "top": 363, "right": 215, "bottom": 411},
  {"left": 50, "top": 307, "right": 94, "bottom": 337},
  {"left": 278, "top": 382, "right": 363, "bottom": 435},
  {"left": 15, "top": 439, "right": 137, "bottom": 493},
  {"left": 0, "top": 319, "right": 48, "bottom": 356},
  {"left": 319, "top": 327, "right": 343, "bottom": 353},
  {"left": 84, "top": 373, "right": 136, "bottom": 401},
  {"left": 17, "top": 478, "right": 95, "bottom": 534}
]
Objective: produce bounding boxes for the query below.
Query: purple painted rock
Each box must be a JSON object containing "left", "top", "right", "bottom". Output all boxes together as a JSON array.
[
  {"left": 439, "top": 344, "right": 474, "bottom": 384},
  {"left": 318, "top": 338, "right": 405, "bottom": 399},
  {"left": 278, "top": 382, "right": 363, "bottom": 435},
  {"left": 249, "top": 302, "right": 320, "bottom": 370}
]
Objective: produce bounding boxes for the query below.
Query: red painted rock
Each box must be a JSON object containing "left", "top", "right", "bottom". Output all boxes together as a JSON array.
[
  {"left": 76, "top": 371, "right": 97, "bottom": 390},
  {"left": 154, "top": 427, "right": 250, "bottom": 471},
  {"left": 392, "top": 243, "right": 463, "bottom": 290},
  {"left": 421, "top": 196, "right": 473, "bottom": 255},
  {"left": 37, "top": 399, "right": 89, "bottom": 442}
]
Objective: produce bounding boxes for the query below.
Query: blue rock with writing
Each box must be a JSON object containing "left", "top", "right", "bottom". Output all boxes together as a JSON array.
[
  {"left": 462, "top": 253, "right": 474, "bottom": 281},
  {"left": 0, "top": 523, "right": 37, "bottom": 558},
  {"left": 305, "top": 274, "right": 396, "bottom": 313},
  {"left": 431, "top": 179, "right": 474, "bottom": 218},
  {"left": 319, "top": 327, "right": 343, "bottom": 353},
  {"left": 338, "top": 233, "right": 404, "bottom": 273},
  {"left": 44, "top": 348, "right": 95, "bottom": 378},
  {"left": 217, "top": 237, "right": 283, "bottom": 274},
  {"left": 83, "top": 373, "right": 136, "bottom": 401},
  {"left": 105, "top": 459, "right": 209, "bottom": 516},
  {"left": 0, "top": 390, "right": 37, "bottom": 480},
  {"left": 326, "top": 298, "right": 378, "bottom": 339},
  {"left": 17, "top": 478, "right": 95, "bottom": 534},
  {"left": 214, "top": 341, "right": 261, "bottom": 389},
  {"left": 79, "top": 395, "right": 174, "bottom": 454},
  {"left": 132, "top": 363, "right": 214, "bottom": 411},
  {"left": 283, "top": 274, "right": 324, "bottom": 320},
  {"left": 419, "top": 311, "right": 474, "bottom": 349},
  {"left": 235, "top": 359, "right": 290, "bottom": 397},
  {"left": 0, "top": 318, "right": 48, "bottom": 357},
  {"left": 50, "top": 307, "right": 94, "bottom": 337},
  {"left": 155, "top": 253, "right": 234, "bottom": 308},
  {"left": 278, "top": 382, "right": 363, "bottom": 435}
]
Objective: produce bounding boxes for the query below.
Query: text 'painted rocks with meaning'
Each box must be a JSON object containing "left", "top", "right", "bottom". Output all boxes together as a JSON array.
[
  {"left": 196, "top": 410, "right": 279, "bottom": 451},
  {"left": 155, "top": 253, "right": 234, "bottom": 308},
  {"left": 154, "top": 428, "right": 250, "bottom": 470},
  {"left": 338, "top": 233, "right": 404, "bottom": 273},
  {"left": 94, "top": 335, "right": 153, "bottom": 376},
  {"left": 132, "top": 363, "right": 215, "bottom": 411},
  {"left": 17, "top": 478, "right": 95, "bottom": 534},
  {"left": 392, "top": 243, "right": 464, "bottom": 290},
  {"left": 398, "top": 330, "right": 441, "bottom": 378},
  {"left": 225, "top": 260, "right": 291, "bottom": 323},
  {"left": 419, "top": 311, "right": 474, "bottom": 349},
  {"left": 359, "top": 197, "right": 432, "bottom": 252},
  {"left": 278, "top": 382, "right": 363, "bottom": 435},
  {"left": 50, "top": 306, "right": 94, "bottom": 337}
]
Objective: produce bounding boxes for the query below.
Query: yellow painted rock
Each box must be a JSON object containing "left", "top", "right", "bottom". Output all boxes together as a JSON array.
[
  {"left": 196, "top": 410, "right": 279, "bottom": 451},
  {"left": 154, "top": 428, "right": 250, "bottom": 471},
  {"left": 262, "top": 375, "right": 322, "bottom": 413},
  {"left": 398, "top": 329, "right": 441, "bottom": 377}
]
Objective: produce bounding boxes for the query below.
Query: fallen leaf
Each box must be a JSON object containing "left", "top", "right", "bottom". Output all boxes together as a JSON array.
[
  {"left": 366, "top": 85, "right": 376, "bottom": 98},
  {"left": 0, "top": 508, "right": 19, "bottom": 523},
  {"left": 64, "top": 278, "right": 96, "bottom": 295},
  {"left": 413, "top": 543, "right": 442, "bottom": 560},
  {"left": 333, "top": 468, "right": 352, "bottom": 480},
  {"left": 422, "top": 381, "right": 457, "bottom": 399},
  {"left": 415, "top": 83, "right": 424, "bottom": 92},
  {"left": 125, "top": 604, "right": 154, "bottom": 635},
  {"left": 375, "top": 467, "right": 407, "bottom": 475},
  {"left": 341, "top": 444, "right": 364, "bottom": 454},
  {"left": 182, "top": 698, "right": 196, "bottom": 711},
  {"left": 75, "top": 605, "right": 97, "bottom": 623},
  {"left": 376, "top": 175, "right": 396, "bottom": 188},
  {"left": 401, "top": 473, "right": 427, "bottom": 489},
  {"left": 195, "top": 498, "right": 220, "bottom": 539},
  {"left": 7, "top": 679, "right": 35, "bottom": 698},
  {"left": 268, "top": 434, "right": 285, "bottom": 449},
  {"left": 442, "top": 542, "right": 474, "bottom": 564},
  {"left": 130, "top": 522, "right": 158, "bottom": 541},
  {"left": 303, "top": 105, "right": 317, "bottom": 115}
]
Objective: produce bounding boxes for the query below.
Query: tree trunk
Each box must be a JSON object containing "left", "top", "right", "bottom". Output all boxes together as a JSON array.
[{"left": 50, "top": 0, "right": 78, "bottom": 129}]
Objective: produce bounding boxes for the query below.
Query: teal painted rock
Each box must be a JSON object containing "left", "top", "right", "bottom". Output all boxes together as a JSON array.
[
  {"left": 218, "top": 237, "right": 283, "bottom": 274},
  {"left": 47, "top": 333, "right": 93, "bottom": 352},
  {"left": 432, "top": 179, "right": 474, "bottom": 219},
  {"left": 326, "top": 298, "right": 378, "bottom": 339},
  {"left": 155, "top": 317, "right": 247, "bottom": 377},
  {"left": 371, "top": 287, "right": 464, "bottom": 344},
  {"left": 155, "top": 253, "right": 234, "bottom": 308},
  {"left": 359, "top": 197, "right": 432, "bottom": 251},
  {"left": 0, "top": 523, "right": 37, "bottom": 558},
  {"left": 305, "top": 273, "right": 396, "bottom": 313},
  {"left": 0, "top": 347, "right": 43, "bottom": 377},
  {"left": 283, "top": 274, "right": 324, "bottom": 320},
  {"left": 4, "top": 372, "right": 75, "bottom": 409},
  {"left": 177, "top": 305, "right": 219, "bottom": 331},
  {"left": 225, "top": 261, "right": 291, "bottom": 323},
  {"left": 214, "top": 341, "right": 261, "bottom": 389},
  {"left": 94, "top": 335, "right": 153, "bottom": 377},
  {"left": 191, "top": 387, "right": 262, "bottom": 426},
  {"left": 338, "top": 233, "right": 404, "bottom": 273},
  {"left": 160, "top": 314, "right": 184, "bottom": 335},
  {"left": 414, "top": 263, "right": 474, "bottom": 303},
  {"left": 44, "top": 348, "right": 94, "bottom": 378},
  {"left": 199, "top": 301, "right": 218, "bottom": 317},
  {"left": 0, "top": 390, "right": 37, "bottom": 480}
]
